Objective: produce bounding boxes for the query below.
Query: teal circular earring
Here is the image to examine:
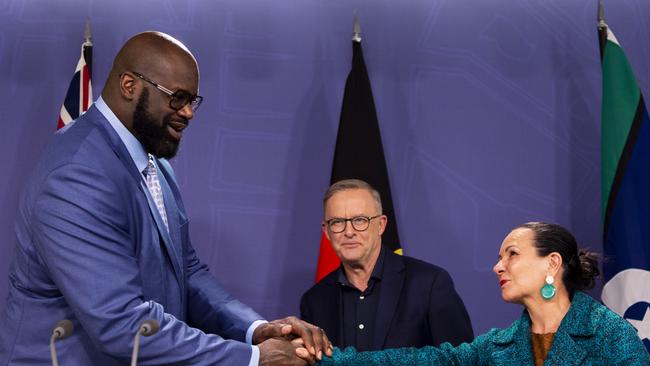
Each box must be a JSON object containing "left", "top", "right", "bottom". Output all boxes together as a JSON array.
[{"left": 541, "top": 275, "right": 556, "bottom": 300}]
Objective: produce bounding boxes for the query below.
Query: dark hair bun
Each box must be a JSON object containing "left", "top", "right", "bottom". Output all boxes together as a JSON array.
[
  {"left": 518, "top": 222, "right": 601, "bottom": 294},
  {"left": 574, "top": 249, "right": 600, "bottom": 290}
]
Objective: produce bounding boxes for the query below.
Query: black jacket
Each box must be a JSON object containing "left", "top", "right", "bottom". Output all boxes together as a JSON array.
[{"left": 300, "top": 250, "right": 474, "bottom": 350}]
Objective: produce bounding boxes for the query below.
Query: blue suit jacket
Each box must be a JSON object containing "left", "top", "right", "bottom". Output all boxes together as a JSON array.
[
  {"left": 300, "top": 250, "right": 474, "bottom": 350},
  {"left": 0, "top": 105, "right": 262, "bottom": 365},
  {"left": 322, "top": 292, "right": 650, "bottom": 365}
]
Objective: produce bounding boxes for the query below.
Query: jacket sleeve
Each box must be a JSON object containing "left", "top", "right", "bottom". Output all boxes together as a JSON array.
[
  {"left": 318, "top": 339, "right": 485, "bottom": 366},
  {"left": 427, "top": 268, "right": 475, "bottom": 346},
  {"left": 317, "top": 328, "right": 501, "bottom": 366},
  {"left": 32, "top": 163, "right": 254, "bottom": 365}
]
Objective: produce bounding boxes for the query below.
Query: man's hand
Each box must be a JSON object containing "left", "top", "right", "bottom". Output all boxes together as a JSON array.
[
  {"left": 258, "top": 338, "right": 313, "bottom": 366},
  {"left": 253, "top": 316, "right": 332, "bottom": 361}
]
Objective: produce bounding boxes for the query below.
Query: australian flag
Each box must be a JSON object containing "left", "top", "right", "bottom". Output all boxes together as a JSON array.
[
  {"left": 57, "top": 21, "right": 93, "bottom": 130},
  {"left": 598, "top": 17, "right": 650, "bottom": 352}
]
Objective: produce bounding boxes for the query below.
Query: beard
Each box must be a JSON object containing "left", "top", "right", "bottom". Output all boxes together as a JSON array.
[{"left": 132, "top": 89, "right": 181, "bottom": 159}]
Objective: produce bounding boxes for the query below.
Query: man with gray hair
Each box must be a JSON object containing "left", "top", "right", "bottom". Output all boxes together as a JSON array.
[{"left": 301, "top": 179, "right": 474, "bottom": 351}]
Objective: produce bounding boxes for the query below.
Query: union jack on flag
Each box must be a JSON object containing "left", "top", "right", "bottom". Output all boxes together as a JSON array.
[{"left": 57, "top": 21, "right": 93, "bottom": 130}]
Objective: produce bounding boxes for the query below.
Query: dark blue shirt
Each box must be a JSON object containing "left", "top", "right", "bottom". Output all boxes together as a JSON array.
[{"left": 337, "top": 246, "right": 387, "bottom": 352}]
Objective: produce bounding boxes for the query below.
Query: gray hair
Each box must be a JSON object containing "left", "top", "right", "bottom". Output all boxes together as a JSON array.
[{"left": 323, "top": 179, "right": 382, "bottom": 213}]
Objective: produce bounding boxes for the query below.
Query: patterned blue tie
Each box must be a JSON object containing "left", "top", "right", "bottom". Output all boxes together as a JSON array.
[{"left": 143, "top": 154, "right": 169, "bottom": 232}]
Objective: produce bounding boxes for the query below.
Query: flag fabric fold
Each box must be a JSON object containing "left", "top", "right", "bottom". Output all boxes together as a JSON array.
[
  {"left": 315, "top": 40, "right": 402, "bottom": 282},
  {"left": 599, "top": 25, "right": 650, "bottom": 352},
  {"left": 57, "top": 38, "right": 93, "bottom": 130}
]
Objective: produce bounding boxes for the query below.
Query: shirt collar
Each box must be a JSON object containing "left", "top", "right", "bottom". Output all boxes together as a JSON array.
[
  {"left": 95, "top": 96, "right": 149, "bottom": 174},
  {"left": 337, "top": 245, "right": 386, "bottom": 286}
]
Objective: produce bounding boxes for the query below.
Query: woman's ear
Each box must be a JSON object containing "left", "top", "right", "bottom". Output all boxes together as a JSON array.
[{"left": 548, "top": 252, "right": 563, "bottom": 276}]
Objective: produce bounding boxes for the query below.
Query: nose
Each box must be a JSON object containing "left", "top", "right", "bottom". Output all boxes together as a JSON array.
[
  {"left": 493, "top": 260, "right": 504, "bottom": 275},
  {"left": 177, "top": 102, "right": 194, "bottom": 120},
  {"left": 343, "top": 220, "right": 356, "bottom": 237}
]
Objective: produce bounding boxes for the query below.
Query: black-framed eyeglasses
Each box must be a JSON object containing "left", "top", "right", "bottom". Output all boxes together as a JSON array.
[
  {"left": 131, "top": 71, "right": 203, "bottom": 112},
  {"left": 325, "top": 215, "right": 382, "bottom": 233}
]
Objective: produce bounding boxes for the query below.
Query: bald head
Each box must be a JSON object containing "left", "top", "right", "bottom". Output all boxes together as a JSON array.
[
  {"left": 110, "top": 32, "right": 197, "bottom": 81},
  {"left": 101, "top": 31, "right": 200, "bottom": 158}
]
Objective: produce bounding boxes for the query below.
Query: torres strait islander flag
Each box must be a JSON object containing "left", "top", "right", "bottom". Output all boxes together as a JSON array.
[
  {"left": 315, "top": 29, "right": 402, "bottom": 282},
  {"left": 598, "top": 22, "right": 650, "bottom": 351},
  {"left": 57, "top": 21, "right": 93, "bottom": 130}
]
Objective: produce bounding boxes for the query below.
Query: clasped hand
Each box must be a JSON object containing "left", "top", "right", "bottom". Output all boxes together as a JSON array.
[{"left": 254, "top": 316, "right": 333, "bottom": 366}]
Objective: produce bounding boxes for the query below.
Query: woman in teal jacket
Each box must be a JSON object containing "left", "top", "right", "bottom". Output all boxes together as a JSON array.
[{"left": 319, "top": 222, "right": 650, "bottom": 365}]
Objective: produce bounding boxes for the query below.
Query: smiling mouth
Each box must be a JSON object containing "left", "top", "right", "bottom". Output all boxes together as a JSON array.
[{"left": 167, "top": 121, "right": 187, "bottom": 140}]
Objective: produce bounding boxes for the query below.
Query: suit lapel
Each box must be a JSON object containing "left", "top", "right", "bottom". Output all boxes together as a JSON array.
[
  {"left": 134, "top": 161, "right": 183, "bottom": 286},
  {"left": 491, "top": 342, "right": 534, "bottom": 366},
  {"left": 85, "top": 106, "right": 145, "bottom": 186},
  {"left": 87, "top": 107, "right": 184, "bottom": 286},
  {"left": 490, "top": 316, "right": 534, "bottom": 366},
  {"left": 490, "top": 294, "right": 593, "bottom": 366},
  {"left": 372, "top": 250, "right": 405, "bottom": 349},
  {"left": 544, "top": 292, "right": 592, "bottom": 365},
  {"left": 154, "top": 162, "right": 183, "bottom": 282},
  {"left": 544, "top": 331, "right": 587, "bottom": 365},
  {"left": 330, "top": 280, "right": 344, "bottom": 347}
]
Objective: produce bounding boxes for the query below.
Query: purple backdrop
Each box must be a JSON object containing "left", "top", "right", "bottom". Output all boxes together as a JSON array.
[{"left": 1, "top": 0, "right": 649, "bottom": 336}]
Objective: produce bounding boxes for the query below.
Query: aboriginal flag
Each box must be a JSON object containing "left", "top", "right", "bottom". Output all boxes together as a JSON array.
[{"left": 315, "top": 38, "right": 402, "bottom": 282}]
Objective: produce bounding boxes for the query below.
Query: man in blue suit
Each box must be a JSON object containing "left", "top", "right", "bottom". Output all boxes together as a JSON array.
[
  {"left": 0, "top": 31, "right": 328, "bottom": 365},
  {"left": 301, "top": 179, "right": 474, "bottom": 351}
]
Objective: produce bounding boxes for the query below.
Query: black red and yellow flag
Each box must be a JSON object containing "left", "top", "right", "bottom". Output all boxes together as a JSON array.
[{"left": 315, "top": 37, "right": 402, "bottom": 282}]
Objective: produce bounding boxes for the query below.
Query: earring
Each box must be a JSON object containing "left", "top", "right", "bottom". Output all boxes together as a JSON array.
[{"left": 541, "top": 275, "right": 556, "bottom": 300}]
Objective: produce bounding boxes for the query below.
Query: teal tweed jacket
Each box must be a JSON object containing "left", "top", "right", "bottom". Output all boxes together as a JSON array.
[{"left": 320, "top": 292, "right": 650, "bottom": 365}]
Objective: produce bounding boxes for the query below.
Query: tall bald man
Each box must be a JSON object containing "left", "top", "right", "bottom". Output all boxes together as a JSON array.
[{"left": 0, "top": 32, "right": 328, "bottom": 365}]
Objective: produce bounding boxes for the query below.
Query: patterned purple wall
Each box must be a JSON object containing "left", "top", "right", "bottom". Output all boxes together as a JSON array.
[{"left": 1, "top": 0, "right": 649, "bottom": 335}]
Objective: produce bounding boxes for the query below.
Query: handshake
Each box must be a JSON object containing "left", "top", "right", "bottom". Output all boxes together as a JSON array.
[
  {"left": 254, "top": 316, "right": 333, "bottom": 366},
  {"left": 48, "top": 316, "right": 330, "bottom": 366}
]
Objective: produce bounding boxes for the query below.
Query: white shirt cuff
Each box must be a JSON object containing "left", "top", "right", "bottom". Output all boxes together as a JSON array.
[
  {"left": 246, "top": 319, "right": 268, "bottom": 344},
  {"left": 248, "top": 345, "right": 260, "bottom": 366}
]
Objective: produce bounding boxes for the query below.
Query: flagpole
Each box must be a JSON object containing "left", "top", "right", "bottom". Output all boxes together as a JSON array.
[
  {"left": 352, "top": 14, "right": 361, "bottom": 43},
  {"left": 83, "top": 18, "right": 93, "bottom": 79},
  {"left": 83, "top": 18, "right": 92, "bottom": 46},
  {"left": 597, "top": 0, "right": 607, "bottom": 60}
]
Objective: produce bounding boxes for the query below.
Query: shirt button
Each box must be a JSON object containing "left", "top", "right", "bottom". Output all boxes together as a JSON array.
[
  {"left": 358, "top": 324, "right": 364, "bottom": 330},
  {"left": 359, "top": 295, "right": 365, "bottom": 300}
]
